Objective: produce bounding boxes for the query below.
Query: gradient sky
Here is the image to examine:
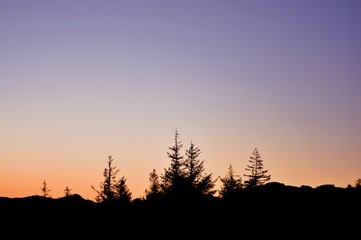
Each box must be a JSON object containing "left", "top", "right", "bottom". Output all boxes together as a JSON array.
[{"left": 1, "top": 0, "right": 360, "bottom": 200}]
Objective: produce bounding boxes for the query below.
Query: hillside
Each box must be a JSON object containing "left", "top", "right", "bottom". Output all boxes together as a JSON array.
[{"left": 1, "top": 182, "right": 359, "bottom": 237}]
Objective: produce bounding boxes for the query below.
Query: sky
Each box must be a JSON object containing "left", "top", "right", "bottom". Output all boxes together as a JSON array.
[{"left": 1, "top": 0, "right": 360, "bottom": 200}]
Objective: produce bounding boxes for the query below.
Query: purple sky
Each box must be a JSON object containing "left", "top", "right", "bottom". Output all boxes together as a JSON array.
[{"left": 1, "top": 0, "right": 361, "bottom": 199}]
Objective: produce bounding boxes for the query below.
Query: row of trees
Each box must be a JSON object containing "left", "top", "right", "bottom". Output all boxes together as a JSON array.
[
  {"left": 40, "top": 180, "right": 73, "bottom": 198},
  {"left": 89, "top": 130, "right": 271, "bottom": 203},
  {"left": 40, "top": 130, "right": 361, "bottom": 201}
]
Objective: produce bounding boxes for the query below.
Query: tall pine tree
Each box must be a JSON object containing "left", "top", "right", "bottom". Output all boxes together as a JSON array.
[
  {"left": 184, "top": 141, "right": 216, "bottom": 196},
  {"left": 243, "top": 148, "right": 271, "bottom": 188},
  {"left": 160, "top": 130, "right": 186, "bottom": 195},
  {"left": 91, "top": 155, "right": 120, "bottom": 203}
]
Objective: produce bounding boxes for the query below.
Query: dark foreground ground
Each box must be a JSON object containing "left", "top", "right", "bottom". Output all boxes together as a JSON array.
[{"left": 1, "top": 182, "right": 360, "bottom": 238}]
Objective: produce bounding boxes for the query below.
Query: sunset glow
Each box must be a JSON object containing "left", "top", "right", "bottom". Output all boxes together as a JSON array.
[{"left": 1, "top": 0, "right": 360, "bottom": 200}]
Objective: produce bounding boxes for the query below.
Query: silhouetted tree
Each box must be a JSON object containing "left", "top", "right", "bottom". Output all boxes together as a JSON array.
[
  {"left": 355, "top": 178, "right": 361, "bottom": 188},
  {"left": 115, "top": 176, "right": 132, "bottom": 203},
  {"left": 184, "top": 141, "right": 216, "bottom": 195},
  {"left": 145, "top": 169, "right": 162, "bottom": 198},
  {"left": 64, "top": 186, "right": 72, "bottom": 197},
  {"left": 243, "top": 148, "right": 271, "bottom": 188},
  {"left": 91, "top": 155, "right": 120, "bottom": 203},
  {"left": 347, "top": 178, "right": 361, "bottom": 189},
  {"left": 40, "top": 180, "right": 52, "bottom": 198},
  {"left": 219, "top": 164, "right": 243, "bottom": 198},
  {"left": 160, "top": 130, "right": 186, "bottom": 194}
]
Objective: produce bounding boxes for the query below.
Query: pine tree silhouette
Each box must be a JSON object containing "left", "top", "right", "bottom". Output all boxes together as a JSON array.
[{"left": 243, "top": 148, "right": 271, "bottom": 188}]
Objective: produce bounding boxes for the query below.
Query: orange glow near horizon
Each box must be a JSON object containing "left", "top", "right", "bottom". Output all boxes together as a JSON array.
[
  {"left": 1, "top": 1, "right": 360, "bottom": 200},
  {"left": 1, "top": 128, "right": 360, "bottom": 200}
]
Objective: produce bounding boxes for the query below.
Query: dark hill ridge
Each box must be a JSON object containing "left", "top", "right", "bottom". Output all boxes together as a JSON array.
[
  {"left": 1, "top": 182, "right": 360, "bottom": 210},
  {"left": 0, "top": 193, "right": 95, "bottom": 210},
  {"left": 1, "top": 182, "right": 359, "bottom": 237}
]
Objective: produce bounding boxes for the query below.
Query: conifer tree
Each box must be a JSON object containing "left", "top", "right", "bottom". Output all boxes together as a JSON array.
[
  {"left": 40, "top": 179, "right": 52, "bottom": 198},
  {"left": 145, "top": 168, "right": 162, "bottom": 198},
  {"left": 115, "top": 176, "right": 132, "bottom": 203},
  {"left": 184, "top": 141, "right": 216, "bottom": 195},
  {"left": 91, "top": 155, "right": 119, "bottom": 203},
  {"left": 64, "top": 186, "right": 72, "bottom": 197},
  {"left": 219, "top": 164, "right": 243, "bottom": 198},
  {"left": 243, "top": 148, "right": 271, "bottom": 188},
  {"left": 160, "top": 130, "right": 185, "bottom": 194},
  {"left": 355, "top": 178, "right": 361, "bottom": 188}
]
